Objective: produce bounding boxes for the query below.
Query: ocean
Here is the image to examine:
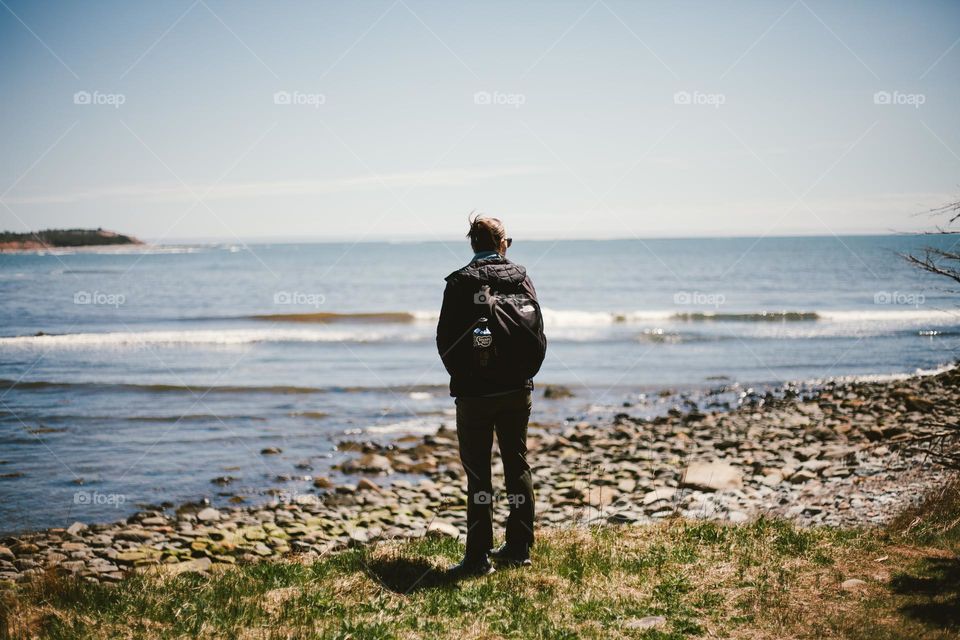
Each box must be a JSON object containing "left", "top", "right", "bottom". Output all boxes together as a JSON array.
[{"left": 1, "top": 235, "right": 957, "bottom": 534}]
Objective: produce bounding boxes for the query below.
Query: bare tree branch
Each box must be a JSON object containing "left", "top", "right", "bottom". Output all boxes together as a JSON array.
[
  {"left": 900, "top": 196, "right": 960, "bottom": 469},
  {"left": 900, "top": 250, "right": 960, "bottom": 285},
  {"left": 930, "top": 198, "right": 960, "bottom": 224}
]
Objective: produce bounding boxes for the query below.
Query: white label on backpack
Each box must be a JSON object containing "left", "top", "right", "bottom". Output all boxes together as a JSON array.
[{"left": 520, "top": 304, "right": 535, "bottom": 314}]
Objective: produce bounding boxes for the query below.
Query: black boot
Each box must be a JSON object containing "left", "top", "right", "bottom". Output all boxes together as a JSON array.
[
  {"left": 446, "top": 556, "right": 495, "bottom": 578},
  {"left": 489, "top": 543, "right": 532, "bottom": 567}
]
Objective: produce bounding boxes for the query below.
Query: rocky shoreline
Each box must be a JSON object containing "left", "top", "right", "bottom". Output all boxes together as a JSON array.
[{"left": 1, "top": 366, "right": 957, "bottom": 587}]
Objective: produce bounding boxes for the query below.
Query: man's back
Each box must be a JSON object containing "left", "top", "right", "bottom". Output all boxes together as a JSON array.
[
  {"left": 436, "top": 253, "right": 546, "bottom": 397},
  {"left": 437, "top": 215, "right": 544, "bottom": 577}
]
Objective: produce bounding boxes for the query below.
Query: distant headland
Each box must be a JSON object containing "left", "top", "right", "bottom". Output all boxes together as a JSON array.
[{"left": 0, "top": 228, "right": 142, "bottom": 252}]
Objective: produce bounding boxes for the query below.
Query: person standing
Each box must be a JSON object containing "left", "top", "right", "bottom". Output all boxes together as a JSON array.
[{"left": 436, "top": 215, "right": 547, "bottom": 577}]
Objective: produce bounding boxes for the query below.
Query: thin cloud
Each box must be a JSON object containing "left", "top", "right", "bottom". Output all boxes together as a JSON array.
[{"left": 5, "top": 166, "right": 548, "bottom": 205}]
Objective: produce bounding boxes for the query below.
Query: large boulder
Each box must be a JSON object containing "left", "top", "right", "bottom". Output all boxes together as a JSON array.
[
  {"left": 155, "top": 557, "right": 213, "bottom": 576},
  {"left": 680, "top": 461, "right": 743, "bottom": 491},
  {"left": 426, "top": 520, "right": 461, "bottom": 539}
]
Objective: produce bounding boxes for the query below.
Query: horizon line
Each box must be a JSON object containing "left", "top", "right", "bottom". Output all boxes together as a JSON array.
[{"left": 147, "top": 230, "right": 943, "bottom": 244}]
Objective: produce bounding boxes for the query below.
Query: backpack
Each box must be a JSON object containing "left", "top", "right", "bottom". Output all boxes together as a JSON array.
[{"left": 471, "top": 282, "right": 547, "bottom": 382}]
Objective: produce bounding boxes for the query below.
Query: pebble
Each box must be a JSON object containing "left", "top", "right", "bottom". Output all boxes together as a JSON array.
[
  {"left": 2, "top": 367, "right": 956, "bottom": 586},
  {"left": 841, "top": 578, "right": 867, "bottom": 591},
  {"left": 356, "top": 478, "right": 381, "bottom": 492},
  {"left": 681, "top": 461, "right": 743, "bottom": 491},
  {"left": 339, "top": 453, "right": 393, "bottom": 475},
  {"left": 196, "top": 508, "right": 221, "bottom": 523}
]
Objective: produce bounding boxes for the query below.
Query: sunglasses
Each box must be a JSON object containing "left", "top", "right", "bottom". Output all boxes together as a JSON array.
[{"left": 506, "top": 238, "right": 513, "bottom": 248}]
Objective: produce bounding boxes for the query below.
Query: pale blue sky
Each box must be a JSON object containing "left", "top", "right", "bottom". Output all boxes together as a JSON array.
[{"left": 1, "top": 0, "right": 958, "bottom": 242}]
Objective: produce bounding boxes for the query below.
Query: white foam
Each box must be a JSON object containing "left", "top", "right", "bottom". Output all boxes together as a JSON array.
[
  {"left": 818, "top": 309, "right": 959, "bottom": 322},
  {"left": 406, "top": 307, "right": 960, "bottom": 327},
  {"left": 411, "top": 310, "right": 440, "bottom": 322},
  {"left": 0, "top": 328, "right": 425, "bottom": 348},
  {"left": 5, "top": 306, "right": 957, "bottom": 350},
  {"left": 538, "top": 308, "right": 957, "bottom": 327},
  {"left": 365, "top": 418, "right": 441, "bottom": 435},
  {"left": 815, "top": 362, "right": 958, "bottom": 385},
  {"left": 540, "top": 308, "right": 675, "bottom": 326},
  {"left": 415, "top": 308, "right": 678, "bottom": 327}
]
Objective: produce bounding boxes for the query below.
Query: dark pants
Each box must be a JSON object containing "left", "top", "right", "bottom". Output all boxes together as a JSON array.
[{"left": 455, "top": 390, "right": 534, "bottom": 561}]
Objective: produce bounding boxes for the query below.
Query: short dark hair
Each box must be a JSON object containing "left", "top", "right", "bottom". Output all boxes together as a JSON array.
[{"left": 467, "top": 213, "right": 506, "bottom": 252}]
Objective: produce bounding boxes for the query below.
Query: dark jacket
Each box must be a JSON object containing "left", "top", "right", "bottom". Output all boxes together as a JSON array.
[{"left": 437, "top": 255, "right": 542, "bottom": 397}]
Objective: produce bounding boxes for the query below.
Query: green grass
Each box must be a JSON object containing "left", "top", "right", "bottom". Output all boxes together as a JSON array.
[{"left": 2, "top": 482, "right": 959, "bottom": 639}]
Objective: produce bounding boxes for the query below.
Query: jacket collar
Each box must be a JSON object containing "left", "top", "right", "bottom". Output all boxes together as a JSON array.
[{"left": 472, "top": 250, "right": 501, "bottom": 262}]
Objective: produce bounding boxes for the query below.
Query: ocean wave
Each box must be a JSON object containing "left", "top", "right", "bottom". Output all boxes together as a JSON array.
[
  {"left": 635, "top": 328, "right": 685, "bottom": 344},
  {"left": 672, "top": 309, "right": 959, "bottom": 322},
  {"left": 183, "top": 307, "right": 960, "bottom": 328},
  {"left": 425, "top": 307, "right": 956, "bottom": 326},
  {"left": 251, "top": 311, "right": 418, "bottom": 323},
  {"left": 0, "top": 379, "right": 447, "bottom": 396},
  {"left": 365, "top": 417, "right": 444, "bottom": 435},
  {"left": 0, "top": 379, "right": 330, "bottom": 394},
  {"left": 2, "top": 307, "right": 956, "bottom": 350},
  {"left": 0, "top": 328, "right": 418, "bottom": 347},
  {"left": 817, "top": 309, "right": 959, "bottom": 322},
  {"left": 0, "top": 325, "right": 699, "bottom": 348},
  {"left": 52, "top": 269, "right": 123, "bottom": 275},
  {"left": 246, "top": 308, "right": 729, "bottom": 326},
  {"left": 0, "top": 413, "right": 267, "bottom": 424},
  {"left": 809, "top": 362, "right": 957, "bottom": 385},
  {"left": 671, "top": 311, "right": 820, "bottom": 322}
]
